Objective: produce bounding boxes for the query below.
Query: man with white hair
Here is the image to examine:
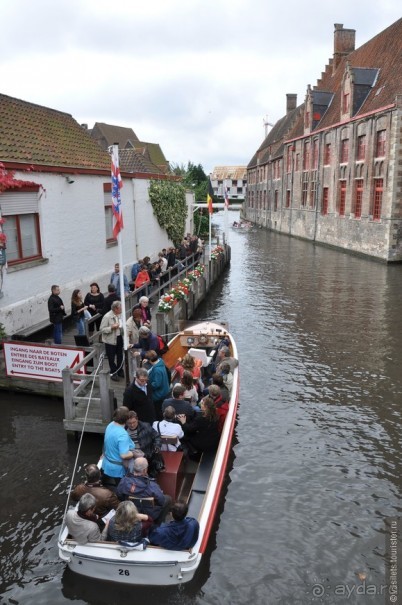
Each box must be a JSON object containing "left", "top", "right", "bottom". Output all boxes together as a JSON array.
[
  {"left": 65, "top": 493, "right": 109, "bottom": 544},
  {"left": 215, "top": 346, "right": 238, "bottom": 374},
  {"left": 116, "top": 457, "right": 172, "bottom": 524},
  {"left": 100, "top": 300, "right": 124, "bottom": 381}
]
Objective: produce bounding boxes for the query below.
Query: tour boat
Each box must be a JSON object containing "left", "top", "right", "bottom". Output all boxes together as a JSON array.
[{"left": 58, "top": 321, "right": 239, "bottom": 586}]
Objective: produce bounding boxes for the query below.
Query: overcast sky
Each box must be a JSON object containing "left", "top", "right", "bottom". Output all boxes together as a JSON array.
[{"left": 1, "top": 0, "right": 400, "bottom": 174}]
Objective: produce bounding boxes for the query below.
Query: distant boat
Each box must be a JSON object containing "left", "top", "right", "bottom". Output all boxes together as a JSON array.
[
  {"left": 232, "top": 221, "right": 252, "bottom": 230},
  {"left": 58, "top": 320, "right": 239, "bottom": 586}
]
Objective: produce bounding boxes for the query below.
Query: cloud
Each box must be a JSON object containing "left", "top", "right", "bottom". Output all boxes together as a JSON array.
[{"left": 0, "top": 0, "right": 401, "bottom": 173}]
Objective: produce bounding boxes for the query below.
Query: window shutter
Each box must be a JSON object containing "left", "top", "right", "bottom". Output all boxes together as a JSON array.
[{"left": 0, "top": 191, "right": 39, "bottom": 215}]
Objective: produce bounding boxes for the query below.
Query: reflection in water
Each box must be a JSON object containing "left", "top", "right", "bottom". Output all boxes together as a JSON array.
[{"left": 1, "top": 214, "right": 402, "bottom": 604}]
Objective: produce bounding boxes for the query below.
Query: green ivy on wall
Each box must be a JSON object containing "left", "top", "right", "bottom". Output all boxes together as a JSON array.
[{"left": 149, "top": 180, "right": 188, "bottom": 245}]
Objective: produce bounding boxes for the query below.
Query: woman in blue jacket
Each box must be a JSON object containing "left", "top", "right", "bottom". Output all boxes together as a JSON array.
[{"left": 147, "top": 350, "right": 171, "bottom": 420}]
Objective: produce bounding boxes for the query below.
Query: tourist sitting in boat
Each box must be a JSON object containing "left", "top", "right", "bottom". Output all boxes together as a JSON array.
[
  {"left": 180, "top": 370, "right": 199, "bottom": 407},
  {"left": 161, "top": 384, "right": 196, "bottom": 422},
  {"left": 101, "top": 406, "right": 137, "bottom": 489},
  {"left": 107, "top": 501, "right": 151, "bottom": 543},
  {"left": 71, "top": 464, "right": 120, "bottom": 518},
  {"left": 174, "top": 353, "right": 204, "bottom": 392},
  {"left": 116, "top": 457, "right": 172, "bottom": 525},
  {"left": 210, "top": 374, "right": 229, "bottom": 402},
  {"left": 219, "top": 362, "right": 233, "bottom": 394},
  {"left": 152, "top": 406, "right": 184, "bottom": 451},
  {"left": 123, "top": 368, "right": 155, "bottom": 424},
  {"left": 131, "top": 326, "right": 160, "bottom": 358},
  {"left": 215, "top": 346, "right": 239, "bottom": 374},
  {"left": 177, "top": 396, "right": 220, "bottom": 456},
  {"left": 125, "top": 411, "right": 162, "bottom": 477},
  {"left": 66, "top": 493, "right": 109, "bottom": 545},
  {"left": 149, "top": 501, "right": 199, "bottom": 550},
  {"left": 208, "top": 384, "right": 229, "bottom": 433},
  {"left": 146, "top": 350, "right": 171, "bottom": 420}
]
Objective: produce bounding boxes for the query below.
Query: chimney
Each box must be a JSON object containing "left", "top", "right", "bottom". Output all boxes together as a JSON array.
[
  {"left": 81, "top": 123, "right": 88, "bottom": 129},
  {"left": 286, "top": 94, "right": 297, "bottom": 114},
  {"left": 333, "top": 23, "right": 355, "bottom": 74}
]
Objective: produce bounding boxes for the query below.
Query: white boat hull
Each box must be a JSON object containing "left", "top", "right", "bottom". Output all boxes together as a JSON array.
[{"left": 59, "top": 538, "right": 201, "bottom": 585}]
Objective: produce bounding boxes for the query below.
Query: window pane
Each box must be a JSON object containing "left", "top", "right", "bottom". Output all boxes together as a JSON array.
[
  {"left": 20, "top": 214, "right": 39, "bottom": 258},
  {"left": 3, "top": 215, "right": 18, "bottom": 261}
]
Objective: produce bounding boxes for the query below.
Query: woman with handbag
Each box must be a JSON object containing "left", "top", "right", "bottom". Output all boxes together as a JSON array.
[{"left": 71, "top": 289, "right": 91, "bottom": 336}]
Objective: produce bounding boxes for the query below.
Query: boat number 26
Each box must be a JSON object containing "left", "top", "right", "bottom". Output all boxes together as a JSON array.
[{"left": 118, "top": 569, "right": 130, "bottom": 576}]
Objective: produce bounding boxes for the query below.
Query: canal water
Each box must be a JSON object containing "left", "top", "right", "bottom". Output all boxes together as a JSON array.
[{"left": 1, "top": 212, "right": 401, "bottom": 604}]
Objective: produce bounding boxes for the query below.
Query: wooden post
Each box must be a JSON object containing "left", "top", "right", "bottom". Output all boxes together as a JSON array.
[
  {"left": 62, "top": 366, "right": 75, "bottom": 421},
  {"left": 99, "top": 368, "right": 113, "bottom": 423}
]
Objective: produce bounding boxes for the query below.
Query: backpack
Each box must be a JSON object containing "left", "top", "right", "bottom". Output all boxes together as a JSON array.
[{"left": 157, "top": 334, "right": 169, "bottom": 355}]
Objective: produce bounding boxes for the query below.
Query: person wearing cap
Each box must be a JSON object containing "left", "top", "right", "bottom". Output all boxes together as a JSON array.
[{"left": 132, "top": 326, "right": 160, "bottom": 358}]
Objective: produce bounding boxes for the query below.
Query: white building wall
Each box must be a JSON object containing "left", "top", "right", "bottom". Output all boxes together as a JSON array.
[{"left": 0, "top": 171, "right": 193, "bottom": 334}]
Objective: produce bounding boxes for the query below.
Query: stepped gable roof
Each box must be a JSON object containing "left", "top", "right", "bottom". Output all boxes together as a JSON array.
[
  {"left": 91, "top": 122, "right": 139, "bottom": 149},
  {"left": 316, "top": 18, "right": 402, "bottom": 129},
  {"left": 211, "top": 166, "right": 247, "bottom": 180},
  {"left": 119, "top": 148, "right": 164, "bottom": 174},
  {"left": 0, "top": 94, "right": 110, "bottom": 169}
]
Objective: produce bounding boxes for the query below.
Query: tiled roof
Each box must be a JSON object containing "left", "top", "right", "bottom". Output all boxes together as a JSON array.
[
  {"left": 248, "top": 105, "right": 301, "bottom": 167},
  {"left": 314, "top": 18, "right": 402, "bottom": 129},
  {"left": 248, "top": 18, "right": 402, "bottom": 164},
  {"left": 119, "top": 148, "right": 164, "bottom": 174},
  {"left": 91, "top": 122, "right": 139, "bottom": 149},
  {"left": 0, "top": 94, "right": 110, "bottom": 170},
  {"left": 135, "top": 141, "right": 169, "bottom": 172},
  {"left": 211, "top": 166, "right": 247, "bottom": 180}
]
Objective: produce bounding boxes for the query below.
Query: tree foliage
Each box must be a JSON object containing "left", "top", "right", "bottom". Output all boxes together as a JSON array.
[
  {"left": 148, "top": 179, "right": 187, "bottom": 246},
  {"left": 170, "top": 161, "right": 209, "bottom": 202}
]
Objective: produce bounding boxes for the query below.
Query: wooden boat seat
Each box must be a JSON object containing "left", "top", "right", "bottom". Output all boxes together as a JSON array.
[
  {"left": 186, "top": 451, "right": 216, "bottom": 519},
  {"left": 157, "top": 451, "right": 184, "bottom": 500},
  {"left": 191, "top": 451, "right": 215, "bottom": 493}
]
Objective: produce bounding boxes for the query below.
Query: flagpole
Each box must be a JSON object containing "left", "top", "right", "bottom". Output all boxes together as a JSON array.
[
  {"left": 224, "top": 179, "right": 229, "bottom": 244},
  {"left": 111, "top": 144, "right": 129, "bottom": 379},
  {"left": 209, "top": 210, "right": 212, "bottom": 261}
]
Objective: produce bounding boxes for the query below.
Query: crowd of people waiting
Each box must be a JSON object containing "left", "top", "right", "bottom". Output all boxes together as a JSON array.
[{"left": 47, "top": 235, "right": 204, "bottom": 345}]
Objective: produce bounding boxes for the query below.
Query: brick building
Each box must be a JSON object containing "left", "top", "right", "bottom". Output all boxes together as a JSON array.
[{"left": 244, "top": 19, "right": 402, "bottom": 262}]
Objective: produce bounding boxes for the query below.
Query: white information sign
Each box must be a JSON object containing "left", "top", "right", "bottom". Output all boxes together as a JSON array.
[{"left": 3, "top": 342, "right": 86, "bottom": 382}]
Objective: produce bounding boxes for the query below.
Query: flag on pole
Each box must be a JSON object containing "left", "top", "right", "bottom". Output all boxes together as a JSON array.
[
  {"left": 207, "top": 179, "right": 214, "bottom": 214},
  {"left": 111, "top": 146, "right": 123, "bottom": 238},
  {"left": 224, "top": 185, "right": 230, "bottom": 209}
]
